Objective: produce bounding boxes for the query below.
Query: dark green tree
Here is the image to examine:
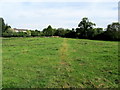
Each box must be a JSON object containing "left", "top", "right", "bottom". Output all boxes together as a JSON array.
[
  {"left": 106, "top": 22, "right": 120, "bottom": 40},
  {"left": 54, "top": 28, "right": 65, "bottom": 37},
  {"left": 88, "top": 28, "right": 103, "bottom": 39},
  {"left": 43, "top": 25, "right": 55, "bottom": 36},
  {"left": 107, "top": 22, "right": 120, "bottom": 32},
  {"left": 95, "top": 22, "right": 120, "bottom": 41},
  {"left": 31, "top": 30, "right": 41, "bottom": 37},
  {"left": 0, "top": 18, "right": 5, "bottom": 33},
  {"left": 77, "top": 17, "right": 96, "bottom": 38}
]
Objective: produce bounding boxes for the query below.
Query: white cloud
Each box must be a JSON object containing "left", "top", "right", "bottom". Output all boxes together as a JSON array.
[{"left": 0, "top": 1, "right": 118, "bottom": 30}]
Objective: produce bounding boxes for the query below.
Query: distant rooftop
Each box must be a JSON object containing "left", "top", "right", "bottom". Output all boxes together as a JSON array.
[{"left": 14, "top": 28, "right": 28, "bottom": 31}]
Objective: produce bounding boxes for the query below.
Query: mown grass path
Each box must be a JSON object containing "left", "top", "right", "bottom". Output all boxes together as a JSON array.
[
  {"left": 59, "top": 38, "right": 68, "bottom": 65},
  {"left": 47, "top": 38, "right": 72, "bottom": 88}
]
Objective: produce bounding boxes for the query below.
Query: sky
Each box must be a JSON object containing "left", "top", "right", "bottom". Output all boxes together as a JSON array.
[{"left": 0, "top": 0, "right": 119, "bottom": 30}]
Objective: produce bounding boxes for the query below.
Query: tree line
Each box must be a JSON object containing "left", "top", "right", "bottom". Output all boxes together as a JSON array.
[{"left": 1, "top": 17, "right": 120, "bottom": 41}]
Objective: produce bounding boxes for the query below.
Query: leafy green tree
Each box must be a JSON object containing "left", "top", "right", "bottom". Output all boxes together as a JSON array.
[
  {"left": 105, "top": 22, "right": 120, "bottom": 40},
  {"left": 95, "top": 22, "right": 120, "bottom": 41},
  {"left": 64, "top": 29, "right": 76, "bottom": 38},
  {"left": 47, "top": 25, "right": 53, "bottom": 36},
  {"left": 4, "top": 24, "right": 11, "bottom": 31},
  {"left": 26, "top": 30, "right": 31, "bottom": 37},
  {"left": 77, "top": 17, "right": 96, "bottom": 38},
  {"left": 54, "top": 28, "right": 65, "bottom": 37},
  {"left": 43, "top": 25, "right": 55, "bottom": 36},
  {"left": 18, "top": 32, "right": 26, "bottom": 37},
  {"left": 31, "top": 30, "right": 40, "bottom": 37},
  {"left": 2, "top": 26, "right": 15, "bottom": 37},
  {"left": 107, "top": 22, "right": 120, "bottom": 32},
  {"left": 88, "top": 28, "right": 103, "bottom": 39},
  {"left": 0, "top": 18, "right": 5, "bottom": 35}
]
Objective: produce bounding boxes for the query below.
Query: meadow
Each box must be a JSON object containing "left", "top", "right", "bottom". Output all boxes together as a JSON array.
[{"left": 2, "top": 37, "right": 118, "bottom": 88}]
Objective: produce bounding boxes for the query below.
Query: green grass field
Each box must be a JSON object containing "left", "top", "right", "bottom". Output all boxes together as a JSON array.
[{"left": 2, "top": 37, "right": 118, "bottom": 88}]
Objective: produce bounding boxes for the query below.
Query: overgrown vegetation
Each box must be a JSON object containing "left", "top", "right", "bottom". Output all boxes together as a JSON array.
[{"left": 1, "top": 17, "right": 120, "bottom": 41}]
